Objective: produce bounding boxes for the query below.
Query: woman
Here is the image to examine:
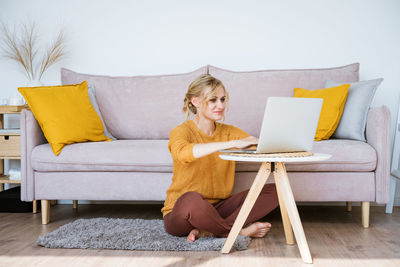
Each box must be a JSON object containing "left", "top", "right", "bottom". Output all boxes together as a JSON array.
[{"left": 162, "top": 74, "right": 279, "bottom": 242}]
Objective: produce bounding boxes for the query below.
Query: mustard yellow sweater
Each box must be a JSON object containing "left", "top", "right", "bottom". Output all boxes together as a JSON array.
[{"left": 162, "top": 120, "right": 249, "bottom": 217}]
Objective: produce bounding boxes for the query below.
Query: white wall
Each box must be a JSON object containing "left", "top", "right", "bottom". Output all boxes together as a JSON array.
[{"left": 1, "top": 0, "right": 400, "bottom": 203}]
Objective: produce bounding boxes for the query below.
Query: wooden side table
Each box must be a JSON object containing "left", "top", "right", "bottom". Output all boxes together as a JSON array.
[
  {"left": 219, "top": 152, "right": 331, "bottom": 264},
  {"left": 0, "top": 105, "right": 37, "bottom": 212}
]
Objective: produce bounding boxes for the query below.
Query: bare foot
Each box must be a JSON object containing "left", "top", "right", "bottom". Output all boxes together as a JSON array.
[
  {"left": 187, "top": 229, "right": 199, "bottom": 242},
  {"left": 240, "top": 222, "right": 272, "bottom": 238},
  {"left": 186, "top": 229, "right": 213, "bottom": 242}
]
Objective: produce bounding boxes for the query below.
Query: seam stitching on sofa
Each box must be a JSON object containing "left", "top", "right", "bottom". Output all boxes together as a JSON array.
[
  {"left": 23, "top": 110, "right": 28, "bottom": 201},
  {"left": 32, "top": 160, "right": 375, "bottom": 165},
  {"left": 208, "top": 63, "right": 359, "bottom": 74},
  {"left": 62, "top": 66, "right": 208, "bottom": 80}
]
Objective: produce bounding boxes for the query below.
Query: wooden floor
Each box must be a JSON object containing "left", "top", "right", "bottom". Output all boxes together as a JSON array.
[{"left": 0, "top": 204, "right": 399, "bottom": 267}]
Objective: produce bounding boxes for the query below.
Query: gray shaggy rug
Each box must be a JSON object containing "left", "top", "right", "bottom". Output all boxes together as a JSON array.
[{"left": 36, "top": 218, "right": 251, "bottom": 251}]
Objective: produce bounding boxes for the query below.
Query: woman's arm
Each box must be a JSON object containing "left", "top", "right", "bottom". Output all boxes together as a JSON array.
[{"left": 193, "top": 136, "right": 258, "bottom": 159}]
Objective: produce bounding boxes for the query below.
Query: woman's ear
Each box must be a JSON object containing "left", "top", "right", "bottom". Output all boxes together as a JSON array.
[{"left": 191, "top": 96, "right": 201, "bottom": 109}]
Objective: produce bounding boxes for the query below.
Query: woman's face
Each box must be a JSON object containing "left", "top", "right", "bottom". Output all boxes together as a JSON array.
[{"left": 196, "top": 86, "right": 226, "bottom": 122}]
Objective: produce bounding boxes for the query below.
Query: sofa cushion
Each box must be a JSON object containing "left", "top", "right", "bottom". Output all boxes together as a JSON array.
[
  {"left": 61, "top": 67, "right": 208, "bottom": 139},
  {"left": 236, "top": 139, "right": 377, "bottom": 172},
  {"left": 31, "top": 139, "right": 376, "bottom": 172},
  {"left": 18, "top": 81, "right": 110, "bottom": 156},
  {"left": 208, "top": 63, "right": 359, "bottom": 137},
  {"left": 31, "top": 140, "right": 172, "bottom": 172},
  {"left": 326, "top": 78, "right": 383, "bottom": 141},
  {"left": 88, "top": 84, "right": 117, "bottom": 140},
  {"left": 294, "top": 84, "right": 350, "bottom": 140}
]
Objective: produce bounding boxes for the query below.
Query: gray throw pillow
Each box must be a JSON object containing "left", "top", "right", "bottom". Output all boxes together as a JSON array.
[
  {"left": 88, "top": 84, "right": 117, "bottom": 140},
  {"left": 325, "top": 78, "right": 383, "bottom": 141}
]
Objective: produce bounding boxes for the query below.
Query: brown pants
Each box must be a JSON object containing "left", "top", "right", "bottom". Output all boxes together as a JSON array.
[{"left": 164, "top": 184, "right": 279, "bottom": 237}]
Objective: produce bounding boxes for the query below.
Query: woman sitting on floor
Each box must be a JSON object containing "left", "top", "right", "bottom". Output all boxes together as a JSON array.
[{"left": 162, "top": 74, "right": 279, "bottom": 242}]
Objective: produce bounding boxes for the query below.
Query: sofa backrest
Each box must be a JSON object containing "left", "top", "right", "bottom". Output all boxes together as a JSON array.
[
  {"left": 61, "top": 67, "right": 208, "bottom": 139},
  {"left": 209, "top": 63, "right": 359, "bottom": 136},
  {"left": 62, "top": 63, "right": 359, "bottom": 139}
]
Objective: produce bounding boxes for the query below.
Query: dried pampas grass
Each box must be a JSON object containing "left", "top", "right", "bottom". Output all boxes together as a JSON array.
[{"left": 0, "top": 21, "right": 66, "bottom": 81}]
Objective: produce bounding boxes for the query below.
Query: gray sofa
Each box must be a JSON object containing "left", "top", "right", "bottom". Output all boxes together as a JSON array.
[{"left": 20, "top": 63, "right": 391, "bottom": 226}]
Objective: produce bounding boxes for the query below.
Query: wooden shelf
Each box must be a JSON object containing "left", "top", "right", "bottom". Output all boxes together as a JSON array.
[
  {"left": 0, "top": 156, "right": 20, "bottom": 160},
  {"left": 0, "top": 175, "right": 21, "bottom": 184},
  {"left": 0, "top": 107, "right": 23, "bottom": 190},
  {"left": 0, "top": 105, "right": 28, "bottom": 114},
  {"left": 0, "top": 129, "right": 20, "bottom": 135}
]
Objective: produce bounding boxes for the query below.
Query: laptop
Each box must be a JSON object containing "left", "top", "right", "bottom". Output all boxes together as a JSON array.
[{"left": 220, "top": 97, "right": 323, "bottom": 154}]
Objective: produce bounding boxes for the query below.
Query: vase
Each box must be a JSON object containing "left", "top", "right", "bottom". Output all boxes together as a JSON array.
[
  {"left": 19, "top": 79, "right": 43, "bottom": 105},
  {"left": 26, "top": 79, "right": 43, "bottom": 87},
  {"left": 15, "top": 79, "right": 42, "bottom": 106}
]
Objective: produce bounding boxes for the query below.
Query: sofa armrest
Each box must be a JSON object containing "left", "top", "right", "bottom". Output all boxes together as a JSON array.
[
  {"left": 20, "top": 109, "right": 47, "bottom": 201},
  {"left": 366, "top": 106, "right": 391, "bottom": 204}
]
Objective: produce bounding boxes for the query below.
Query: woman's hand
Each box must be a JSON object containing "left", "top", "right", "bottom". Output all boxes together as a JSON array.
[
  {"left": 192, "top": 136, "right": 258, "bottom": 159},
  {"left": 231, "top": 136, "right": 259, "bottom": 149}
]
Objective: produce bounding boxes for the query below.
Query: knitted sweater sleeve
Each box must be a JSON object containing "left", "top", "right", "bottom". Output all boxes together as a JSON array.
[
  {"left": 168, "top": 126, "right": 196, "bottom": 164},
  {"left": 228, "top": 125, "right": 250, "bottom": 140}
]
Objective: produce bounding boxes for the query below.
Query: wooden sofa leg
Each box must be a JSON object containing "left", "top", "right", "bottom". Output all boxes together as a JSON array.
[
  {"left": 73, "top": 200, "right": 78, "bottom": 209},
  {"left": 346, "top": 201, "right": 352, "bottom": 212},
  {"left": 361, "top": 201, "right": 370, "bottom": 228},
  {"left": 41, "top": 200, "right": 50, "bottom": 224},
  {"left": 32, "top": 200, "right": 38, "bottom": 214}
]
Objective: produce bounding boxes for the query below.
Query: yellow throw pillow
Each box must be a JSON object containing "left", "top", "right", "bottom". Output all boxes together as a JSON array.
[
  {"left": 18, "top": 81, "right": 111, "bottom": 155},
  {"left": 294, "top": 84, "right": 350, "bottom": 140}
]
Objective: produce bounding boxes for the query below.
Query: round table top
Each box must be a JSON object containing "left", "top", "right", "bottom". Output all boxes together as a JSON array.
[{"left": 219, "top": 153, "right": 331, "bottom": 163}]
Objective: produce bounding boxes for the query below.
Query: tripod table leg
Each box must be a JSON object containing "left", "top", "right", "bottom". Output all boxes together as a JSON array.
[
  {"left": 274, "top": 170, "right": 294, "bottom": 245},
  {"left": 221, "top": 162, "right": 271, "bottom": 254},
  {"left": 274, "top": 162, "right": 312, "bottom": 264}
]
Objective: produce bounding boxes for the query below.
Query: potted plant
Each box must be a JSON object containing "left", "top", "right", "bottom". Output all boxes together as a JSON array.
[{"left": 0, "top": 21, "right": 67, "bottom": 86}]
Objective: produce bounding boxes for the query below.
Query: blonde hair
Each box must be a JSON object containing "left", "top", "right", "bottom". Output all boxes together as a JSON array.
[{"left": 183, "top": 74, "right": 229, "bottom": 120}]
